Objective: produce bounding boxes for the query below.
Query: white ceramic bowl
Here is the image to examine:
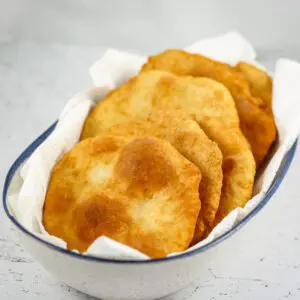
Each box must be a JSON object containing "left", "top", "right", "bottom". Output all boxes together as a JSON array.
[{"left": 3, "top": 123, "right": 297, "bottom": 300}]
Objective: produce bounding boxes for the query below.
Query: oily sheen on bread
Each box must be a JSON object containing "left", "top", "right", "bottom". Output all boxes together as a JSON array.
[
  {"left": 98, "top": 109, "right": 223, "bottom": 242},
  {"left": 141, "top": 49, "right": 276, "bottom": 167},
  {"left": 81, "top": 70, "right": 255, "bottom": 223},
  {"left": 43, "top": 135, "right": 201, "bottom": 258}
]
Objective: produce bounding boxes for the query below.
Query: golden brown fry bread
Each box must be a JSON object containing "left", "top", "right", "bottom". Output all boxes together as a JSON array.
[
  {"left": 235, "top": 62, "right": 273, "bottom": 111},
  {"left": 141, "top": 49, "right": 276, "bottom": 167},
  {"left": 81, "top": 70, "right": 255, "bottom": 223},
  {"left": 97, "top": 109, "right": 223, "bottom": 243},
  {"left": 43, "top": 135, "right": 201, "bottom": 258}
]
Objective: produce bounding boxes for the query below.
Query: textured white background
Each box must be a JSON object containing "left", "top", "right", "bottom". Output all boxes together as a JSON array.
[{"left": 1, "top": 1, "right": 300, "bottom": 299}]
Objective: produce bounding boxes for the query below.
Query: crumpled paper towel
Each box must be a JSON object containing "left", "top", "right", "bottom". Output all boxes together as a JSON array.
[{"left": 8, "top": 32, "right": 300, "bottom": 260}]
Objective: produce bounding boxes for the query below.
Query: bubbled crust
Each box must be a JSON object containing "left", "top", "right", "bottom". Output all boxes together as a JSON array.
[
  {"left": 80, "top": 70, "right": 255, "bottom": 225},
  {"left": 101, "top": 109, "right": 223, "bottom": 243},
  {"left": 43, "top": 135, "right": 201, "bottom": 258},
  {"left": 141, "top": 50, "right": 276, "bottom": 167}
]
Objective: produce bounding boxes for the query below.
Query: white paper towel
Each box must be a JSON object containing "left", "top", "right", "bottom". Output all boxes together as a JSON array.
[{"left": 8, "top": 32, "right": 300, "bottom": 260}]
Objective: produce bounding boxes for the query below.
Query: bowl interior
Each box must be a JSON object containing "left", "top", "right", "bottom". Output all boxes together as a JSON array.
[{"left": 2, "top": 123, "right": 298, "bottom": 264}]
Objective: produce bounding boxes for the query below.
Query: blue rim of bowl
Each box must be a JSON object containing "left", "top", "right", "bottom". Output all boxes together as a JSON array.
[{"left": 2, "top": 122, "right": 298, "bottom": 264}]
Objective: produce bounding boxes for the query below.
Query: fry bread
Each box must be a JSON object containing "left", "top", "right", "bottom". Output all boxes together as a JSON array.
[
  {"left": 141, "top": 50, "right": 276, "bottom": 166},
  {"left": 81, "top": 70, "right": 255, "bottom": 224},
  {"left": 43, "top": 135, "right": 201, "bottom": 258},
  {"left": 235, "top": 62, "right": 273, "bottom": 111},
  {"left": 100, "top": 109, "right": 223, "bottom": 242}
]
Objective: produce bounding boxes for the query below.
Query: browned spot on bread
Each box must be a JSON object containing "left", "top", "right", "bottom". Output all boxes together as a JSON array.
[
  {"left": 43, "top": 135, "right": 201, "bottom": 258},
  {"left": 141, "top": 49, "right": 276, "bottom": 167},
  {"left": 115, "top": 137, "right": 174, "bottom": 193},
  {"left": 101, "top": 109, "right": 223, "bottom": 242},
  {"left": 80, "top": 70, "right": 255, "bottom": 234}
]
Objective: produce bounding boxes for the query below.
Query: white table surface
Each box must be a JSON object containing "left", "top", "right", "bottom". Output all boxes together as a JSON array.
[
  {"left": 1, "top": 1, "right": 300, "bottom": 299},
  {"left": 1, "top": 40, "right": 300, "bottom": 300}
]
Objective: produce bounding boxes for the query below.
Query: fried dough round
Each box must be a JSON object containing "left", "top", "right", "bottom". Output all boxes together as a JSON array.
[
  {"left": 235, "top": 62, "right": 273, "bottom": 112},
  {"left": 81, "top": 70, "right": 255, "bottom": 223},
  {"left": 95, "top": 109, "right": 223, "bottom": 243},
  {"left": 43, "top": 135, "right": 201, "bottom": 258},
  {"left": 141, "top": 49, "right": 276, "bottom": 167}
]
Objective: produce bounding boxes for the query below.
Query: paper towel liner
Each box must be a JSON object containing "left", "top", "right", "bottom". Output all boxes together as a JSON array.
[{"left": 8, "top": 31, "right": 300, "bottom": 260}]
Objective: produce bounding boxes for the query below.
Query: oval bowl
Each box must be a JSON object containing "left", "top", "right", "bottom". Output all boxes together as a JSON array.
[{"left": 2, "top": 123, "right": 298, "bottom": 300}]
